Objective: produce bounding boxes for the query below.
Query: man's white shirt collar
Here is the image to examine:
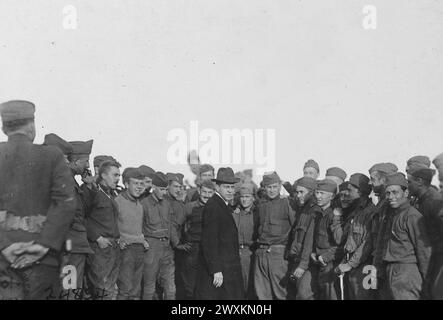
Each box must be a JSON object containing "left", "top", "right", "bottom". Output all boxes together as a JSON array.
[{"left": 215, "top": 192, "right": 229, "bottom": 206}]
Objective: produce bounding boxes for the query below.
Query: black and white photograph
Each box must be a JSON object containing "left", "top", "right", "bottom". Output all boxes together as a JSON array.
[{"left": 1, "top": 0, "right": 443, "bottom": 311}]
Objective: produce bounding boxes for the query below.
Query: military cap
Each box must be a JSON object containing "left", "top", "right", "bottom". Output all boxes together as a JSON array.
[
  {"left": 122, "top": 167, "right": 144, "bottom": 182},
  {"left": 152, "top": 171, "right": 169, "bottom": 188},
  {"left": 349, "top": 173, "right": 372, "bottom": 195},
  {"left": 432, "top": 153, "right": 443, "bottom": 170},
  {"left": 70, "top": 140, "right": 93, "bottom": 156},
  {"left": 406, "top": 155, "right": 431, "bottom": 173},
  {"left": 369, "top": 162, "right": 398, "bottom": 175},
  {"left": 385, "top": 172, "right": 408, "bottom": 188},
  {"left": 199, "top": 164, "right": 215, "bottom": 175},
  {"left": 409, "top": 167, "right": 436, "bottom": 183},
  {"left": 44, "top": 133, "right": 73, "bottom": 155},
  {"left": 262, "top": 171, "right": 282, "bottom": 186},
  {"left": 304, "top": 159, "right": 320, "bottom": 172},
  {"left": 326, "top": 167, "right": 347, "bottom": 181},
  {"left": 239, "top": 182, "right": 255, "bottom": 196},
  {"left": 138, "top": 165, "right": 156, "bottom": 178},
  {"left": 0, "top": 100, "right": 35, "bottom": 122},
  {"left": 235, "top": 171, "right": 246, "bottom": 180},
  {"left": 295, "top": 177, "right": 317, "bottom": 191},
  {"left": 339, "top": 181, "right": 349, "bottom": 192},
  {"left": 316, "top": 179, "right": 337, "bottom": 193},
  {"left": 94, "top": 155, "right": 115, "bottom": 167},
  {"left": 243, "top": 169, "right": 253, "bottom": 178},
  {"left": 176, "top": 173, "right": 184, "bottom": 184},
  {"left": 166, "top": 172, "right": 184, "bottom": 185},
  {"left": 200, "top": 180, "right": 216, "bottom": 190}
]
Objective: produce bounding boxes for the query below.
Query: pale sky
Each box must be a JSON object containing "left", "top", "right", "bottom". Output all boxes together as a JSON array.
[{"left": 1, "top": 0, "right": 443, "bottom": 185}]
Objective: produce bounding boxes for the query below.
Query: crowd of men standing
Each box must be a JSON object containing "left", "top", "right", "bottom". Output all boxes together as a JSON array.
[{"left": 0, "top": 100, "right": 443, "bottom": 300}]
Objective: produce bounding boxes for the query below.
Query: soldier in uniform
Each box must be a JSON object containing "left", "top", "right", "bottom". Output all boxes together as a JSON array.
[
  {"left": 325, "top": 167, "right": 347, "bottom": 209},
  {"left": 195, "top": 167, "right": 244, "bottom": 300},
  {"left": 138, "top": 165, "right": 155, "bottom": 200},
  {"left": 378, "top": 173, "right": 432, "bottom": 299},
  {"left": 407, "top": 167, "right": 443, "bottom": 300},
  {"left": 369, "top": 162, "right": 398, "bottom": 299},
  {"left": 186, "top": 164, "right": 215, "bottom": 203},
  {"left": 0, "top": 100, "right": 76, "bottom": 300},
  {"left": 254, "top": 171, "right": 296, "bottom": 300},
  {"left": 85, "top": 160, "right": 122, "bottom": 300},
  {"left": 303, "top": 159, "right": 320, "bottom": 180},
  {"left": 432, "top": 153, "right": 443, "bottom": 299},
  {"left": 333, "top": 173, "right": 375, "bottom": 300},
  {"left": 180, "top": 180, "right": 215, "bottom": 299},
  {"left": 141, "top": 172, "right": 179, "bottom": 300},
  {"left": 288, "top": 177, "right": 321, "bottom": 300},
  {"left": 311, "top": 179, "right": 342, "bottom": 300},
  {"left": 115, "top": 168, "right": 149, "bottom": 300},
  {"left": 232, "top": 182, "right": 259, "bottom": 299},
  {"left": 62, "top": 139, "right": 95, "bottom": 299},
  {"left": 165, "top": 172, "right": 190, "bottom": 299}
]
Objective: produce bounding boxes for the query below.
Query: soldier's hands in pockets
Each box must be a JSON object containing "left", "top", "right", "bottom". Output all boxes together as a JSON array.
[
  {"left": 97, "top": 236, "right": 113, "bottom": 249},
  {"left": 213, "top": 272, "right": 223, "bottom": 288},
  {"left": 142, "top": 240, "right": 150, "bottom": 251},
  {"left": 11, "top": 243, "right": 49, "bottom": 269}
]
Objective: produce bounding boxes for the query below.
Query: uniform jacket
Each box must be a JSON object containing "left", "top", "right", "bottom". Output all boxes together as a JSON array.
[
  {"left": 314, "top": 206, "right": 342, "bottom": 264},
  {"left": 257, "top": 195, "right": 296, "bottom": 246},
  {"left": 289, "top": 196, "right": 322, "bottom": 270},
  {"left": 0, "top": 134, "right": 76, "bottom": 260},
  {"left": 85, "top": 184, "right": 120, "bottom": 242},
  {"left": 66, "top": 179, "right": 93, "bottom": 254},
  {"left": 141, "top": 194, "right": 179, "bottom": 247},
  {"left": 383, "top": 201, "right": 432, "bottom": 279}
]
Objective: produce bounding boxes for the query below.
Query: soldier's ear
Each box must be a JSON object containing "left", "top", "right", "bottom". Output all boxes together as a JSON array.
[{"left": 404, "top": 188, "right": 409, "bottom": 198}]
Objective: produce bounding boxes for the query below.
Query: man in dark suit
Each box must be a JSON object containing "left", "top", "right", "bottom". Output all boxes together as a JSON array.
[
  {"left": 0, "top": 100, "right": 76, "bottom": 300},
  {"left": 195, "top": 167, "right": 245, "bottom": 300}
]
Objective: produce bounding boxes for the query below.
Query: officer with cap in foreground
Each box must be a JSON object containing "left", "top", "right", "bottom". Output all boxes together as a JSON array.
[{"left": 0, "top": 100, "right": 75, "bottom": 300}]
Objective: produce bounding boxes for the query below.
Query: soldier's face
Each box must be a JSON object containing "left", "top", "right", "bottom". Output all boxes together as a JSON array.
[
  {"left": 407, "top": 174, "right": 420, "bottom": 196},
  {"left": 153, "top": 186, "right": 167, "bottom": 200},
  {"left": 200, "top": 171, "right": 214, "bottom": 182},
  {"left": 315, "top": 190, "right": 334, "bottom": 207},
  {"left": 295, "top": 186, "right": 310, "bottom": 206},
  {"left": 386, "top": 185, "right": 409, "bottom": 208},
  {"left": 126, "top": 178, "right": 144, "bottom": 198},
  {"left": 168, "top": 181, "right": 182, "bottom": 199},
  {"left": 347, "top": 184, "right": 361, "bottom": 203},
  {"left": 240, "top": 194, "right": 254, "bottom": 208},
  {"left": 101, "top": 166, "right": 121, "bottom": 190},
  {"left": 198, "top": 186, "right": 214, "bottom": 204},
  {"left": 303, "top": 167, "right": 319, "bottom": 180},
  {"left": 265, "top": 183, "right": 281, "bottom": 199},
  {"left": 75, "top": 156, "right": 90, "bottom": 174},
  {"left": 340, "top": 189, "right": 351, "bottom": 208},
  {"left": 216, "top": 183, "right": 235, "bottom": 201},
  {"left": 369, "top": 172, "right": 385, "bottom": 194},
  {"left": 142, "top": 177, "right": 153, "bottom": 192}
]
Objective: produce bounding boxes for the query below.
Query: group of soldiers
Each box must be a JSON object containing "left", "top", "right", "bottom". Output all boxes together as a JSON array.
[{"left": 0, "top": 100, "right": 443, "bottom": 300}]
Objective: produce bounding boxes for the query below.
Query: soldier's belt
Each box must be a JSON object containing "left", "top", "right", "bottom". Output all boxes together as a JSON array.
[{"left": 0, "top": 211, "right": 46, "bottom": 233}]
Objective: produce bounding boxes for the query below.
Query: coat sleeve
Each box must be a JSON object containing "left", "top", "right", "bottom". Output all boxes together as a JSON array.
[
  {"left": 37, "top": 151, "right": 76, "bottom": 251},
  {"left": 297, "top": 215, "right": 315, "bottom": 270},
  {"left": 348, "top": 213, "right": 373, "bottom": 269},
  {"left": 331, "top": 214, "right": 345, "bottom": 245},
  {"left": 407, "top": 212, "right": 432, "bottom": 279},
  {"left": 201, "top": 203, "right": 222, "bottom": 275}
]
